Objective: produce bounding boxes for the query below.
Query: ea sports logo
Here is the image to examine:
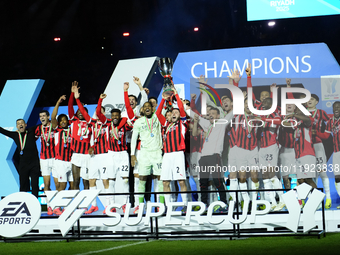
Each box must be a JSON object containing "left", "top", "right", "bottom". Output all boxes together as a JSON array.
[{"left": 0, "top": 192, "right": 41, "bottom": 238}]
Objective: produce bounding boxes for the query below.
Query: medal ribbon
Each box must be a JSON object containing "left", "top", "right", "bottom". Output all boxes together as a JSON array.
[
  {"left": 42, "top": 124, "right": 52, "bottom": 144},
  {"left": 311, "top": 109, "right": 317, "bottom": 118},
  {"left": 293, "top": 119, "right": 303, "bottom": 140},
  {"left": 111, "top": 122, "right": 119, "bottom": 140},
  {"left": 205, "top": 124, "right": 213, "bottom": 140},
  {"left": 244, "top": 113, "right": 252, "bottom": 135},
  {"left": 166, "top": 123, "right": 176, "bottom": 135},
  {"left": 63, "top": 128, "right": 70, "bottom": 145},
  {"left": 145, "top": 114, "right": 154, "bottom": 134},
  {"left": 78, "top": 123, "right": 88, "bottom": 138},
  {"left": 17, "top": 131, "right": 27, "bottom": 152},
  {"left": 95, "top": 122, "right": 103, "bottom": 139}
]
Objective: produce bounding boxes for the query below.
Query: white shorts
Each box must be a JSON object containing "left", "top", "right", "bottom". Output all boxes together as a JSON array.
[
  {"left": 71, "top": 153, "right": 90, "bottom": 180},
  {"left": 40, "top": 158, "right": 55, "bottom": 177},
  {"left": 236, "top": 147, "right": 259, "bottom": 172},
  {"left": 314, "top": 143, "right": 327, "bottom": 172},
  {"left": 71, "top": 153, "right": 90, "bottom": 169},
  {"left": 332, "top": 151, "right": 340, "bottom": 176},
  {"left": 88, "top": 153, "right": 110, "bottom": 180},
  {"left": 259, "top": 144, "right": 279, "bottom": 168},
  {"left": 190, "top": 151, "right": 200, "bottom": 177},
  {"left": 278, "top": 147, "right": 296, "bottom": 176},
  {"left": 185, "top": 152, "right": 190, "bottom": 178},
  {"left": 133, "top": 149, "right": 140, "bottom": 175},
  {"left": 161, "top": 151, "right": 186, "bottom": 181},
  {"left": 53, "top": 159, "right": 73, "bottom": 183},
  {"left": 228, "top": 146, "right": 239, "bottom": 173},
  {"left": 138, "top": 149, "right": 163, "bottom": 176},
  {"left": 295, "top": 155, "right": 317, "bottom": 179},
  {"left": 108, "top": 150, "right": 130, "bottom": 179}
]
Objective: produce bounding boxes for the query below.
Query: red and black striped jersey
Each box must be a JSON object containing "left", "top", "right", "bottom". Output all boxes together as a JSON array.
[
  {"left": 35, "top": 123, "right": 55, "bottom": 159},
  {"left": 309, "top": 108, "right": 331, "bottom": 144},
  {"left": 70, "top": 117, "right": 92, "bottom": 154},
  {"left": 90, "top": 119, "right": 110, "bottom": 154},
  {"left": 162, "top": 120, "right": 188, "bottom": 153},
  {"left": 260, "top": 112, "right": 280, "bottom": 148},
  {"left": 254, "top": 99, "right": 262, "bottom": 109},
  {"left": 54, "top": 127, "right": 73, "bottom": 162},
  {"left": 191, "top": 129, "right": 204, "bottom": 153},
  {"left": 108, "top": 118, "right": 133, "bottom": 152},
  {"left": 156, "top": 93, "right": 188, "bottom": 153},
  {"left": 293, "top": 117, "right": 315, "bottom": 158},
  {"left": 233, "top": 114, "right": 260, "bottom": 151},
  {"left": 326, "top": 117, "right": 340, "bottom": 152},
  {"left": 228, "top": 125, "right": 237, "bottom": 148},
  {"left": 185, "top": 119, "right": 191, "bottom": 154},
  {"left": 278, "top": 125, "right": 295, "bottom": 148}
]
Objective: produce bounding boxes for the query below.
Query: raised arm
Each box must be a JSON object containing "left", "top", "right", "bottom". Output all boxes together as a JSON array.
[
  {"left": 198, "top": 75, "right": 217, "bottom": 109},
  {"left": 246, "top": 63, "right": 257, "bottom": 102},
  {"left": 133, "top": 76, "right": 148, "bottom": 107},
  {"left": 228, "top": 68, "right": 241, "bottom": 87},
  {"left": 68, "top": 81, "right": 79, "bottom": 119},
  {"left": 96, "top": 94, "right": 108, "bottom": 124},
  {"left": 0, "top": 127, "right": 15, "bottom": 139},
  {"left": 192, "top": 114, "right": 200, "bottom": 137},
  {"left": 52, "top": 95, "right": 66, "bottom": 129},
  {"left": 190, "top": 94, "right": 201, "bottom": 116},
  {"left": 74, "top": 88, "right": 91, "bottom": 123},
  {"left": 189, "top": 109, "right": 210, "bottom": 131},
  {"left": 286, "top": 78, "right": 295, "bottom": 99},
  {"left": 173, "top": 88, "right": 186, "bottom": 120},
  {"left": 156, "top": 95, "right": 167, "bottom": 126},
  {"left": 124, "top": 82, "right": 136, "bottom": 120}
]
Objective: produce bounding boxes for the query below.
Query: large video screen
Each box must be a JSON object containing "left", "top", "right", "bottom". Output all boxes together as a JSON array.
[{"left": 247, "top": 0, "right": 340, "bottom": 21}]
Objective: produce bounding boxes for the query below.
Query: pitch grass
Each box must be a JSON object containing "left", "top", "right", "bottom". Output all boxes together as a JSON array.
[{"left": 1, "top": 234, "right": 340, "bottom": 255}]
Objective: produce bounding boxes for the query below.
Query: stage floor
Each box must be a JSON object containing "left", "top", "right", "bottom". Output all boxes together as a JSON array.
[{"left": 25, "top": 205, "right": 340, "bottom": 240}]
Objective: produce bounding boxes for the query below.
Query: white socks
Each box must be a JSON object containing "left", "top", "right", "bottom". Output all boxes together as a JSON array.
[
  {"left": 239, "top": 182, "right": 249, "bottom": 202},
  {"left": 89, "top": 186, "right": 97, "bottom": 207},
  {"left": 250, "top": 180, "right": 259, "bottom": 201},
  {"left": 229, "top": 178, "right": 239, "bottom": 202},
  {"left": 263, "top": 179, "right": 277, "bottom": 206},
  {"left": 271, "top": 176, "right": 284, "bottom": 203}
]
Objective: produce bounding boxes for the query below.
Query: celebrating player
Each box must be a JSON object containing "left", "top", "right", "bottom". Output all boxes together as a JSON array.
[
  {"left": 68, "top": 81, "right": 92, "bottom": 191},
  {"left": 35, "top": 109, "right": 56, "bottom": 215},
  {"left": 96, "top": 82, "right": 135, "bottom": 213},
  {"left": 156, "top": 87, "right": 189, "bottom": 211},
  {"left": 131, "top": 101, "right": 164, "bottom": 213}
]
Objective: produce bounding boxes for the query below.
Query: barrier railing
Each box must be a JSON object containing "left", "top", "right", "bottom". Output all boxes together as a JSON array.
[{"left": 1, "top": 188, "right": 326, "bottom": 242}]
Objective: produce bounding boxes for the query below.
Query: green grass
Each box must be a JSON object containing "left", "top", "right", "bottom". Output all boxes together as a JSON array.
[{"left": 1, "top": 234, "right": 340, "bottom": 255}]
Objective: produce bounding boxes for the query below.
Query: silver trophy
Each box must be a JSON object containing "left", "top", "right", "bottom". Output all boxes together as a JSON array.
[{"left": 158, "top": 57, "right": 174, "bottom": 98}]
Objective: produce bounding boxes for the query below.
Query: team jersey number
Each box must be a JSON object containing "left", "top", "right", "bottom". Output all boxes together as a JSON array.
[
  {"left": 265, "top": 154, "right": 273, "bottom": 161},
  {"left": 79, "top": 127, "right": 89, "bottom": 139},
  {"left": 121, "top": 165, "right": 128, "bottom": 172}
]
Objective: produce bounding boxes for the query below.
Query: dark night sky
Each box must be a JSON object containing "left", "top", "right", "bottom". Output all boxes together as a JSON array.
[{"left": 1, "top": 0, "right": 340, "bottom": 107}]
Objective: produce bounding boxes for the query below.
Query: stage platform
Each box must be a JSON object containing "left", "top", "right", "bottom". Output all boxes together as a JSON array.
[{"left": 10, "top": 205, "right": 339, "bottom": 241}]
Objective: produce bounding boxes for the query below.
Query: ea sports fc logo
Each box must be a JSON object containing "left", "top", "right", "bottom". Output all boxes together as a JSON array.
[{"left": 0, "top": 192, "right": 41, "bottom": 238}]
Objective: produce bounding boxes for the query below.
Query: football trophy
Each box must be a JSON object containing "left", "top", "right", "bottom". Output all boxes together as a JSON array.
[{"left": 158, "top": 57, "right": 174, "bottom": 98}]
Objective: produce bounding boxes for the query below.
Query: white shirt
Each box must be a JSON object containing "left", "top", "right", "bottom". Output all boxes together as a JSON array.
[
  {"left": 121, "top": 89, "right": 148, "bottom": 143},
  {"left": 190, "top": 109, "right": 233, "bottom": 157}
]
